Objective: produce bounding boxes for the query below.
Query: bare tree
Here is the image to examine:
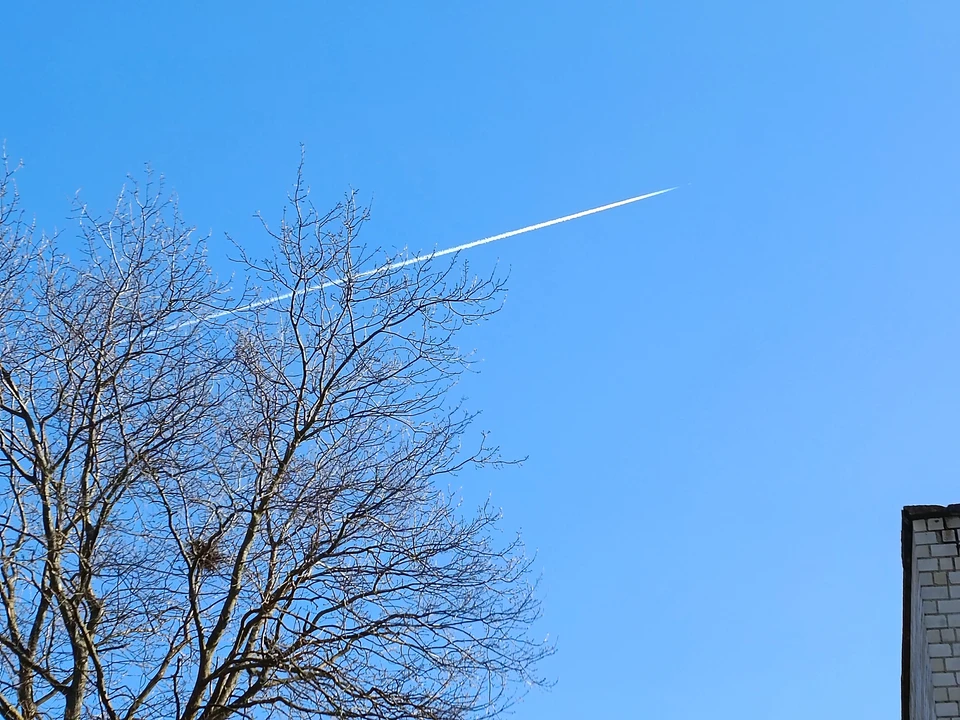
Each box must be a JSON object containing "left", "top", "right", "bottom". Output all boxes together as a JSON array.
[{"left": 0, "top": 151, "right": 551, "bottom": 720}]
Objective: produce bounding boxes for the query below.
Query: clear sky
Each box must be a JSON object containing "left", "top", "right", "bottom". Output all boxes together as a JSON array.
[{"left": 4, "top": 2, "right": 960, "bottom": 717}]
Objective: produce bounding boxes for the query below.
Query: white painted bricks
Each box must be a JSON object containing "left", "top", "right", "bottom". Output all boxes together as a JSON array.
[{"left": 910, "top": 515, "right": 960, "bottom": 720}]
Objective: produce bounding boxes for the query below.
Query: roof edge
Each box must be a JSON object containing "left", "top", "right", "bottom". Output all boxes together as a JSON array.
[{"left": 904, "top": 504, "right": 960, "bottom": 520}]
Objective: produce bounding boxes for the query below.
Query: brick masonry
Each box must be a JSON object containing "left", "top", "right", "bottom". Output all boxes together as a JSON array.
[{"left": 904, "top": 507, "right": 960, "bottom": 720}]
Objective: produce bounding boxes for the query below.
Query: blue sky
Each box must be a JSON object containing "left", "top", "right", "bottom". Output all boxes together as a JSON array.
[{"left": 4, "top": 2, "right": 960, "bottom": 717}]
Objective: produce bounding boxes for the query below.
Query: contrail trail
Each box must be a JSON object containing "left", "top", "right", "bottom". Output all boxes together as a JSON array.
[{"left": 171, "top": 186, "right": 676, "bottom": 330}]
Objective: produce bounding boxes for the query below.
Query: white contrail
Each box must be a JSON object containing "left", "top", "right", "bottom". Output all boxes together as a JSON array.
[{"left": 171, "top": 186, "right": 676, "bottom": 331}]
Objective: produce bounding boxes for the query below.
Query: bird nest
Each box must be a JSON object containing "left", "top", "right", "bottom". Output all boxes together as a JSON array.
[{"left": 187, "top": 536, "right": 230, "bottom": 572}]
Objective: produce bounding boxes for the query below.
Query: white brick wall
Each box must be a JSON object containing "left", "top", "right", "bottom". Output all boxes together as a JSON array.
[{"left": 909, "top": 515, "right": 960, "bottom": 720}]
